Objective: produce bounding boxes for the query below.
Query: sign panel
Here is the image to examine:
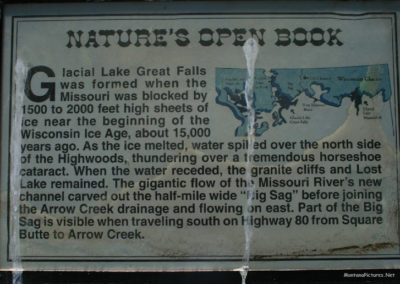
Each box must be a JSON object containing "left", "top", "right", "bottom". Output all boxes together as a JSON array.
[{"left": 1, "top": 2, "right": 400, "bottom": 271}]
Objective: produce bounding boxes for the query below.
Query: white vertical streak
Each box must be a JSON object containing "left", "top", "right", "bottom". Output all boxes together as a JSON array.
[
  {"left": 11, "top": 60, "right": 27, "bottom": 284},
  {"left": 240, "top": 38, "right": 259, "bottom": 284}
]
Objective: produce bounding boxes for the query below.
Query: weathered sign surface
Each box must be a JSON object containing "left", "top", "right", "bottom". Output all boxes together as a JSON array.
[{"left": 1, "top": 2, "right": 399, "bottom": 272}]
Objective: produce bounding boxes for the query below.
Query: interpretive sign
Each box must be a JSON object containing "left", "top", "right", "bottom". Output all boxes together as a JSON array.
[{"left": 1, "top": 2, "right": 400, "bottom": 272}]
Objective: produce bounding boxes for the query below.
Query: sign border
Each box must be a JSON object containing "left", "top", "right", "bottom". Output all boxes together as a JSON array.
[{"left": 5, "top": 11, "right": 400, "bottom": 264}]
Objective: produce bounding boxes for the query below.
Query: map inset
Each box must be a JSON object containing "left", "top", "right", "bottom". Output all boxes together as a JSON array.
[{"left": 215, "top": 65, "right": 391, "bottom": 136}]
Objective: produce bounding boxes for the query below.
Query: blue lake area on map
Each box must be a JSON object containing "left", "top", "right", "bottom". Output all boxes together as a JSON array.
[{"left": 215, "top": 64, "right": 392, "bottom": 136}]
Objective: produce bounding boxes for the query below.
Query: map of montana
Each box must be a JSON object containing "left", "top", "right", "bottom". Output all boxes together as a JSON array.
[{"left": 215, "top": 65, "right": 391, "bottom": 136}]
